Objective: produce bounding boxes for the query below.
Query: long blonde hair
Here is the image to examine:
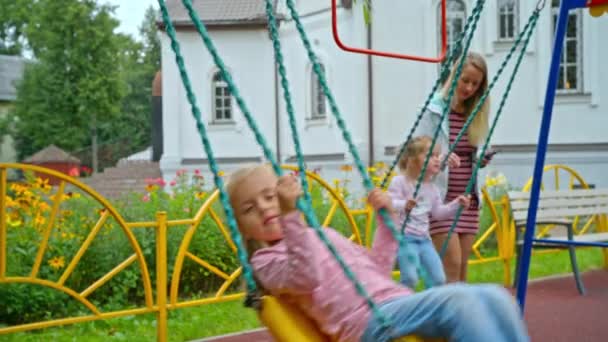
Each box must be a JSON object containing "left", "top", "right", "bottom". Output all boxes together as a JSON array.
[
  {"left": 225, "top": 164, "right": 275, "bottom": 258},
  {"left": 398, "top": 136, "right": 433, "bottom": 172},
  {"left": 441, "top": 52, "right": 490, "bottom": 146}
]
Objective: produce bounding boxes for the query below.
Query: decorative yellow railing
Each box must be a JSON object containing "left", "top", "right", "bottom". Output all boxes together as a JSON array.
[
  {"left": 0, "top": 163, "right": 365, "bottom": 341},
  {"left": 0, "top": 163, "right": 602, "bottom": 341}
]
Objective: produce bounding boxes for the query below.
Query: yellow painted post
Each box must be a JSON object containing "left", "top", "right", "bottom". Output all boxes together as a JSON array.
[
  {"left": 500, "top": 196, "right": 512, "bottom": 286},
  {"left": 0, "top": 168, "right": 6, "bottom": 278},
  {"left": 364, "top": 205, "right": 374, "bottom": 248},
  {"left": 602, "top": 214, "right": 608, "bottom": 270},
  {"left": 156, "top": 212, "right": 168, "bottom": 342}
]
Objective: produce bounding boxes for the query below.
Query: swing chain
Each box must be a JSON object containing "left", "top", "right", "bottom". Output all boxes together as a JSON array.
[
  {"left": 438, "top": 7, "right": 542, "bottom": 171},
  {"left": 536, "top": 0, "right": 547, "bottom": 11},
  {"left": 380, "top": 0, "right": 487, "bottom": 189},
  {"left": 439, "top": 12, "right": 540, "bottom": 257}
]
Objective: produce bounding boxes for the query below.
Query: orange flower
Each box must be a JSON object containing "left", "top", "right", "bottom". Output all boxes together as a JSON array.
[
  {"left": 145, "top": 184, "right": 158, "bottom": 192},
  {"left": 340, "top": 164, "right": 353, "bottom": 172}
]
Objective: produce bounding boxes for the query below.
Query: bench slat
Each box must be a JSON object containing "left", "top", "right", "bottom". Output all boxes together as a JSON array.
[
  {"left": 513, "top": 206, "right": 606, "bottom": 222},
  {"left": 508, "top": 188, "right": 608, "bottom": 200},
  {"left": 541, "top": 232, "right": 608, "bottom": 243},
  {"left": 514, "top": 218, "right": 572, "bottom": 228},
  {"left": 509, "top": 197, "right": 608, "bottom": 211}
]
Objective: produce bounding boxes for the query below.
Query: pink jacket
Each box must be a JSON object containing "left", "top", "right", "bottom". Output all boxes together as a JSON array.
[
  {"left": 251, "top": 211, "right": 411, "bottom": 341},
  {"left": 388, "top": 175, "right": 460, "bottom": 237}
]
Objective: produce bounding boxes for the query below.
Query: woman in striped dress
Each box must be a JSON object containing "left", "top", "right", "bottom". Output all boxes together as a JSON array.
[{"left": 414, "top": 52, "right": 494, "bottom": 283}]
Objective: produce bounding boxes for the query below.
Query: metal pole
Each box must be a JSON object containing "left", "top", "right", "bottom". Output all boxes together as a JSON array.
[{"left": 515, "top": 0, "right": 586, "bottom": 310}]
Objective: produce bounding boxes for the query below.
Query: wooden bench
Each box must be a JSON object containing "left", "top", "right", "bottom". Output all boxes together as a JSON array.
[{"left": 507, "top": 188, "right": 608, "bottom": 295}]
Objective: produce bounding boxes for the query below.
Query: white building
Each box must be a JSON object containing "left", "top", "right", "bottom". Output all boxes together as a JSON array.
[{"left": 159, "top": 0, "right": 608, "bottom": 192}]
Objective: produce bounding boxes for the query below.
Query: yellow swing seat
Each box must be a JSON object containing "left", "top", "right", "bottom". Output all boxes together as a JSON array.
[{"left": 258, "top": 296, "right": 444, "bottom": 342}]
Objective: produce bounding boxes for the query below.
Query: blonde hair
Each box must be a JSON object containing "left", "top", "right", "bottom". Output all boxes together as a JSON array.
[
  {"left": 441, "top": 51, "right": 490, "bottom": 146},
  {"left": 398, "top": 136, "right": 433, "bottom": 172},
  {"left": 225, "top": 164, "right": 275, "bottom": 258}
]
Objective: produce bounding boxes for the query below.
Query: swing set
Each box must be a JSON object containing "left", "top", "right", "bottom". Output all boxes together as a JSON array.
[{"left": 157, "top": 0, "right": 608, "bottom": 340}]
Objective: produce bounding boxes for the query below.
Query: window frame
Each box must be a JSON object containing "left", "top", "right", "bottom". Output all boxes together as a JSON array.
[
  {"left": 551, "top": 0, "right": 584, "bottom": 94},
  {"left": 309, "top": 63, "right": 328, "bottom": 121},
  {"left": 211, "top": 71, "right": 234, "bottom": 124},
  {"left": 497, "top": 0, "right": 519, "bottom": 41}
]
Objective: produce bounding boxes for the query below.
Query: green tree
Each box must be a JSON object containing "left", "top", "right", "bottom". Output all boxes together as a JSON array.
[
  {"left": 0, "top": 0, "right": 35, "bottom": 55},
  {"left": 107, "top": 5, "right": 161, "bottom": 157},
  {"left": 10, "top": 0, "right": 124, "bottom": 168}
]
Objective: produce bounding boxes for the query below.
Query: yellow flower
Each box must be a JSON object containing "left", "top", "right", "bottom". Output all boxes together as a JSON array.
[
  {"left": 374, "top": 161, "right": 387, "bottom": 169},
  {"left": 485, "top": 175, "right": 498, "bottom": 187},
  {"left": 6, "top": 213, "right": 22, "bottom": 227},
  {"left": 340, "top": 164, "right": 353, "bottom": 172},
  {"left": 34, "top": 177, "right": 51, "bottom": 192},
  {"left": 10, "top": 183, "right": 28, "bottom": 195},
  {"left": 218, "top": 171, "right": 225, "bottom": 177},
  {"left": 195, "top": 191, "right": 206, "bottom": 199},
  {"left": 49, "top": 193, "right": 66, "bottom": 202},
  {"left": 37, "top": 201, "right": 51, "bottom": 212},
  {"left": 368, "top": 167, "right": 377, "bottom": 173},
  {"left": 48, "top": 256, "right": 65, "bottom": 270},
  {"left": 5, "top": 196, "right": 18, "bottom": 208},
  {"left": 34, "top": 215, "right": 46, "bottom": 226}
]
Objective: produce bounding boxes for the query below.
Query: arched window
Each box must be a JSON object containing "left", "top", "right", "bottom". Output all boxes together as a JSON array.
[
  {"left": 439, "top": 0, "right": 466, "bottom": 54},
  {"left": 497, "top": 0, "right": 519, "bottom": 40},
  {"left": 310, "top": 63, "right": 327, "bottom": 120},
  {"left": 552, "top": 0, "right": 583, "bottom": 93},
  {"left": 438, "top": 0, "right": 466, "bottom": 76},
  {"left": 212, "top": 71, "right": 232, "bottom": 122}
]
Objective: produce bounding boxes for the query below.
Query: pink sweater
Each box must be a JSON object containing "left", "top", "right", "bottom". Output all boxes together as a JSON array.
[
  {"left": 388, "top": 175, "right": 460, "bottom": 237},
  {"left": 251, "top": 211, "right": 411, "bottom": 341}
]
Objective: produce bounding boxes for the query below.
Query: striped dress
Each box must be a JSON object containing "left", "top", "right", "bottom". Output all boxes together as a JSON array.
[{"left": 430, "top": 111, "right": 480, "bottom": 235}]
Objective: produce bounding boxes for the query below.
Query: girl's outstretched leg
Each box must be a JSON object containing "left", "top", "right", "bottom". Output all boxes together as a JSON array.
[{"left": 361, "top": 283, "right": 529, "bottom": 342}]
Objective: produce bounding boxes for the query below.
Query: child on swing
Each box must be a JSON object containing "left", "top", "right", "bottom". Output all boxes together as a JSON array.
[
  {"left": 388, "top": 136, "right": 470, "bottom": 288},
  {"left": 226, "top": 164, "right": 528, "bottom": 342}
]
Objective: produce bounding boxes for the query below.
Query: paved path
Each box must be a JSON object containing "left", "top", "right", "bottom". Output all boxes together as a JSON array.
[{"left": 198, "top": 270, "right": 608, "bottom": 342}]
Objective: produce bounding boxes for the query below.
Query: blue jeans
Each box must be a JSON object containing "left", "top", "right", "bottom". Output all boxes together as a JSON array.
[
  {"left": 361, "top": 284, "right": 529, "bottom": 342},
  {"left": 398, "top": 234, "right": 446, "bottom": 288}
]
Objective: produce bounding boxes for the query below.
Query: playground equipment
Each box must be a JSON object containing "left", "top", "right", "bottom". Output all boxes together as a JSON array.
[
  {"left": 515, "top": 0, "right": 608, "bottom": 309},
  {"left": 330, "top": 0, "right": 448, "bottom": 63}
]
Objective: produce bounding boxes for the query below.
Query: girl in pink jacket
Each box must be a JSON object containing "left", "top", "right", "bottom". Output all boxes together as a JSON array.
[{"left": 226, "top": 164, "right": 527, "bottom": 342}]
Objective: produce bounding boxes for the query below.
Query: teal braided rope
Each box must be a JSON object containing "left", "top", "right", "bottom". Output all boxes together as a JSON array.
[
  {"left": 264, "top": 0, "right": 314, "bottom": 211},
  {"left": 180, "top": 0, "right": 384, "bottom": 321},
  {"left": 380, "top": 0, "right": 486, "bottom": 189},
  {"left": 156, "top": 0, "right": 256, "bottom": 294},
  {"left": 285, "top": 0, "right": 415, "bottom": 328},
  {"left": 399, "top": 0, "right": 486, "bottom": 235},
  {"left": 265, "top": 0, "right": 398, "bottom": 330},
  {"left": 439, "top": 12, "right": 539, "bottom": 258},
  {"left": 439, "top": 10, "right": 541, "bottom": 170}
]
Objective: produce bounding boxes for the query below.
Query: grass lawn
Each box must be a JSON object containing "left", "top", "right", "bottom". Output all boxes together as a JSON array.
[{"left": 1, "top": 248, "right": 605, "bottom": 342}]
